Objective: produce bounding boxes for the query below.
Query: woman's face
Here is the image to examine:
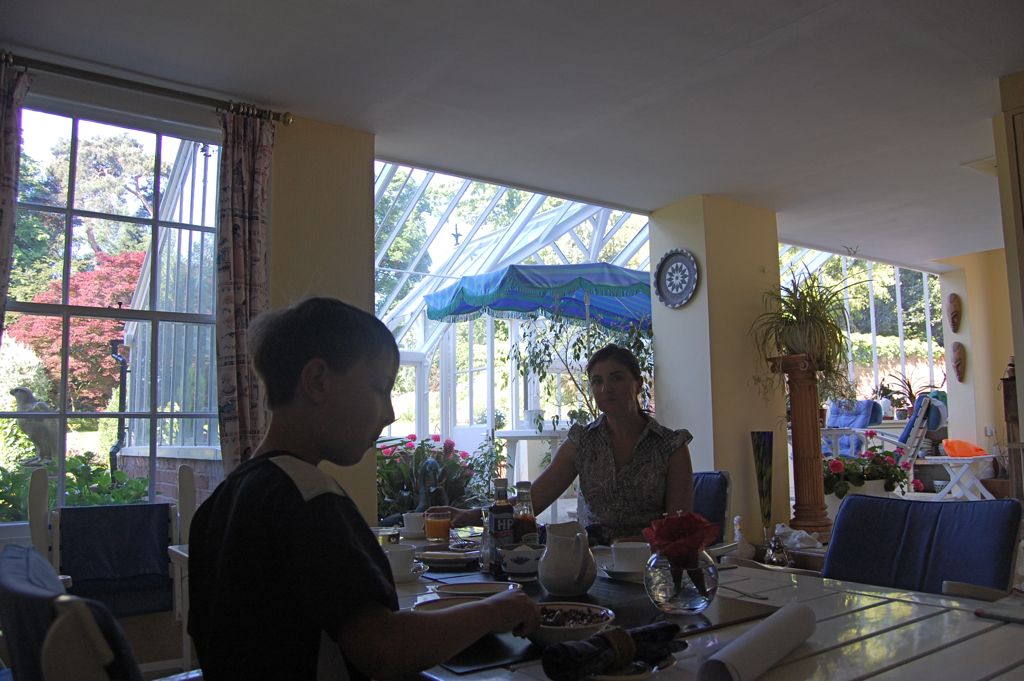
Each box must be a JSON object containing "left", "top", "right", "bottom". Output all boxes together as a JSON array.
[{"left": 588, "top": 359, "right": 641, "bottom": 415}]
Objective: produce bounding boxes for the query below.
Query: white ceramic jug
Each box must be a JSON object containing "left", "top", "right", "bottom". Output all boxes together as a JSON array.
[{"left": 538, "top": 521, "right": 596, "bottom": 596}]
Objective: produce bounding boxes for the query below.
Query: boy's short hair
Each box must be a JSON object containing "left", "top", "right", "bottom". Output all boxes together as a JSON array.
[{"left": 248, "top": 297, "right": 399, "bottom": 408}]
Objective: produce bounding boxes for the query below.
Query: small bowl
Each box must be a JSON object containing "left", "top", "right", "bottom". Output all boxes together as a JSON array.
[
  {"left": 497, "top": 543, "right": 545, "bottom": 576},
  {"left": 528, "top": 602, "right": 615, "bottom": 648},
  {"left": 412, "top": 595, "right": 482, "bottom": 612},
  {"left": 433, "top": 582, "right": 522, "bottom": 598}
]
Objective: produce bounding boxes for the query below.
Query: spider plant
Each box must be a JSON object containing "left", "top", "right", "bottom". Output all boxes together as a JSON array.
[{"left": 751, "top": 269, "right": 856, "bottom": 404}]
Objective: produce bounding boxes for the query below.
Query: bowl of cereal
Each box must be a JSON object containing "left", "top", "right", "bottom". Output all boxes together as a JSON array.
[{"left": 528, "top": 602, "right": 615, "bottom": 648}]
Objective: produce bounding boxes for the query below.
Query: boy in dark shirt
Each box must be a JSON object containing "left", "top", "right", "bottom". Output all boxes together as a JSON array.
[{"left": 189, "top": 297, "right": 538, "bottom": 680}]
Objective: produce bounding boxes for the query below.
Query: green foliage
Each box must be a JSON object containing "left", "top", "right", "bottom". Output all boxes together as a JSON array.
[
  {"left": 510, "top": 313, "right": 654, "bottom": 423},
  {"left": 375, "top": 435, "right": 474, "bottom": 521},
  {"left": 848, "top": 333, "right": 944, "bottom": 364},
  {"left": 823, "top": 443, "right": 911, "bottom": 498},
  {"left": 0, "top": 337, "right": 54, "bottom": 409},
  {"left": 751, "top": 270, "right": 856, "bottom": 403},
  {"left": 0, "top": 452, "right": 148, "bottom": 521},
  {"left": 62, "top": 452, "right": 148, "bottom": 506},
  {"left": 464, "top": 434, "right": 507, "bottom": 504}
]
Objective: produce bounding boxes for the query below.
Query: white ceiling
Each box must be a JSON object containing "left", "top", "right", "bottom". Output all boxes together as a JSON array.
[{"left": 4, "top": 0, "right": 1024, "bottom": 272}]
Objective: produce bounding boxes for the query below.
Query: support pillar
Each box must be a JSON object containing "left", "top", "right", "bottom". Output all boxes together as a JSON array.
[{"left": 770, "top": 354, "right": 831, "bottom": 537}]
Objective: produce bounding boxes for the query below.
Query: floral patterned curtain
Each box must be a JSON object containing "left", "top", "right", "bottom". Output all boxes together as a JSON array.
[
  {"left": 216, "top": 111, "right": 274, "bottom": 475},
  {"left": 0, "top": 58, "right": 30, "bottom": 346}
]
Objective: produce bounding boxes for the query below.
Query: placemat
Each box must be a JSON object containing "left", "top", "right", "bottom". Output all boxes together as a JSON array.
[{"left": 441, "top": 632, "right": 538, "bottom": 674}]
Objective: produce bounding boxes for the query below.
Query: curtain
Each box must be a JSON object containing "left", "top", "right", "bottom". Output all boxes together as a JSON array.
[
  {"left": 216, "top": 112, "right": 274, "bottom": 476},
  {"left": 0, "top": 58, "right": 30, "bottom": 346}
]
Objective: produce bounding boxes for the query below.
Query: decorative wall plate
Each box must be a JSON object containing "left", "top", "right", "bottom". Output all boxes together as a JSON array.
[{"left": 654, "top": 249, "right": 699, "bottom": 308}]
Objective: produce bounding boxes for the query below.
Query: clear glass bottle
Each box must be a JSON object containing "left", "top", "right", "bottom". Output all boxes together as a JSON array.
[{"left": 512, "top": 480, "right": 538, "bottom": 544}]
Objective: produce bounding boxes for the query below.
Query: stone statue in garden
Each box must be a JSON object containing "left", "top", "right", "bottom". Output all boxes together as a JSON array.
[{"left": 10, "top": 387, "right": 59, "bottom": 464}]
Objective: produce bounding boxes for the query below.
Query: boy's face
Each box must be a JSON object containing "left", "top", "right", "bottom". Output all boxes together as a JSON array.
[{"left": 320, "top": 351, "right": 398, "bottom": 466}]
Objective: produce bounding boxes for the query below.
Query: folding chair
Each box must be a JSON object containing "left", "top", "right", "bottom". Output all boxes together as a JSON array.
[{"left": 820, "top": 399, "right": 883, "bottom": 457}]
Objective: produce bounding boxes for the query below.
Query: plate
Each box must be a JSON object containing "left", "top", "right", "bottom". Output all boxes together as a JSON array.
[
  {"left": 416, "top": 549, "right": 481, "bottom": 568},
  {"left": 589, "top": 655, "right": 676, "bottom": 681},
  {"left": 393, "top": 561, "right": 428, "bottom": 583},
  {"left": 454, "top": 526, "right": 484, "bottom": 539}
]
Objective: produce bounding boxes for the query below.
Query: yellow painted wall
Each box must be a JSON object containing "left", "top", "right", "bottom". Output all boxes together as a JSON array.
[
  {"left": 997, "top": 71, "right": 1024, "bottom": 442},
  {"left": 650, "top": 196, "right": 788, "bottom": 537},
  {"left": 268, "top": 116, "right": 379, "bottom": 522},
  {"left": 939, "top": 250, "right": 1013, "bottom": 447}
]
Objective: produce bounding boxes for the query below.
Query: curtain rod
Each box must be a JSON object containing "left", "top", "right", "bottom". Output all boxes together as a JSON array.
[{"left": 4, "top": 51, "right": 293, "bottom": 125}]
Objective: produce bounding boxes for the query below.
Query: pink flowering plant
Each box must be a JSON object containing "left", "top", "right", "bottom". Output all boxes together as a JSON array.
[
  {"left": 375, "top": 434, "right": 474, "bottom": 523},
  {"left": 823, "top": 433, "right": 919, "bottom": 499}
]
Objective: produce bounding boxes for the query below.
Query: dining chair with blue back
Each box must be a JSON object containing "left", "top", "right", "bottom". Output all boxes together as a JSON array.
[
  {"left": 693, "top": 471, "right": 730, "bottom": 546},
  {"left": 822, "top": 495, "right": 1022, "bottom": 597}
]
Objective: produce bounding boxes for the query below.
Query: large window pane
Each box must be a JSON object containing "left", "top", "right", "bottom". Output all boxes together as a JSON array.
[
  {"left": 155, "top": 226, "right": 216, "bottom": 314},
  {"left": 3, "top": 310, "right": 62, "bottom": 409},
  {"left": 69, "top": 216, "right": 148, "bottom": 309},
  {"left": 73, "top": 120, "right": 157, "bottom": 219},
  {"left": 157, "top": 322, "right": 216, "bottom": 418},
  {"left": 159, "top": 138, "right": 219, "bottom": 228},
  {"left": 19, "top": 109, "right": 70, "bottom": 208},
  {"left": 11, "top": 208, "right": 65, "bottom": 303},
  {"left": 67, "top": 316, "right": 142, "bottom": 413}
]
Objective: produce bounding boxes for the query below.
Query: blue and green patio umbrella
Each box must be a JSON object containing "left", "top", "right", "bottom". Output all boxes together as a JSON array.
[{"left": 424, "top": 262, "right": 652, "bottom": 332}]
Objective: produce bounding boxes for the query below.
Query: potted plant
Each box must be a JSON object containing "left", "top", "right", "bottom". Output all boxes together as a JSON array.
[
  {"left": 375, "top": 434, "right": 475, "bottom": 524},
  {"left": 750, "top": 269, "right": 856, "bottom": 405},
  {"left": 822, "top": 437, "right": 923, "bottom": 518},
  {"left": 511, "top": 312, "right": 653, "bottom": 431}
]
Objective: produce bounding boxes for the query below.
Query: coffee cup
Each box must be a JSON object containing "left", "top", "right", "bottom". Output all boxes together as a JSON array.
[
  {"left": 611, "top": 541, "right": 651, "bottom": 572},
  {"left": 383, "top": 543, "right": 416, "bottom": 578},
  {"left": 402, "top": 512, "right": 425, "bottom": 537}
]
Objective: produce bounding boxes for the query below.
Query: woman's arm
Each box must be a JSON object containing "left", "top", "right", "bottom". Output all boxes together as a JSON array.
[
  {"left": 339, "top": 590, "right": 539, "bottom": 679},
  {"left": 529, "top": 438, "right": 580, "bottom": 515},
  {"left": 664, "top": 442, "right": 695, "bottom": 515}
]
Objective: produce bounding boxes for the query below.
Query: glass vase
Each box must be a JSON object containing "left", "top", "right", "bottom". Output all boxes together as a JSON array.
[{"left": 643, "top": 549, "right": 718, "bottom": 614}]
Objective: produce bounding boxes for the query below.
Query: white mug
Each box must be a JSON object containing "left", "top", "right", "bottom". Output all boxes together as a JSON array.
[
  {"left": 403, "top": 512, "right": 425, "bottom": 536},
  {"left": 611, "top": 541, "right": 651, "bottom": 572},
  {"left": 383, "top": 543, "right": 415, "bottom": 577}
]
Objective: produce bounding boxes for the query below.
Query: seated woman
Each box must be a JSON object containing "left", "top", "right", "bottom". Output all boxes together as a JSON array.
[{"left": 439, "top": 343, "right": 694, "bottom": 543}]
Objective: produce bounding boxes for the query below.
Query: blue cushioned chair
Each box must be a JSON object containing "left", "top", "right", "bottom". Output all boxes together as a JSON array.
[
  {"left": 0, "top": 544, "right": 67, "bottom": 681},
  {"left": 821, "top": 399, "right": 883, "bottom": 457},
  {"left": 822, "top": 495, "right": 1022, "bottom": 596},
  {"left": 693, "top": 471, "right": 730, "bottom": 546}
]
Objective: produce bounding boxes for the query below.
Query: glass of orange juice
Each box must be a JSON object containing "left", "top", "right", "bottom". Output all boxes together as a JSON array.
[{"left": 425, "top": 511, "right": 452, "bottom": 543}]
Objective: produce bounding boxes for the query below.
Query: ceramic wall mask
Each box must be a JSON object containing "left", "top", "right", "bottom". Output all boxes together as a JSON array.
[{"left": 952, "top": 341, "right": 967, "bottom": 382}]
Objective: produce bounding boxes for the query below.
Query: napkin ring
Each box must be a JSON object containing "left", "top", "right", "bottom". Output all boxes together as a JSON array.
[{"left": 597, "top": 626, "right": 636, "bottom": 667}]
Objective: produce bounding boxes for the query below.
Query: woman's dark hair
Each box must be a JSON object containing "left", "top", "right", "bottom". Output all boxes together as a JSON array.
[
  {"left": 586, "top": 344, "right": 642, "bottom": 381},
  {"left": 248, "top": 297, "right": 398, "bottom": 408}
]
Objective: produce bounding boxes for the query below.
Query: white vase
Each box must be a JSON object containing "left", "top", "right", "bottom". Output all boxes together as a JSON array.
[{"left": 825, "top": 479, "right": 897, "bottom": 521}]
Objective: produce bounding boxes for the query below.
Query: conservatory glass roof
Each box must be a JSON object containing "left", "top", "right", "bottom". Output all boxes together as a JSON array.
[{"left": 374, "top": 162, "right": 651, "bottom": 356}]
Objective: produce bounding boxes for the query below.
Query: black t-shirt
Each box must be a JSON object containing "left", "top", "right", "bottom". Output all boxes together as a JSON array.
[{"left": 188, "top": 452, "right": 398, "bottom": 680}]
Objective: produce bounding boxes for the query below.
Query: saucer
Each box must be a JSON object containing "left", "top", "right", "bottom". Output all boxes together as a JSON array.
[
  {"left": 588, "top": 655, "right": 676, "bottom": 681},
  {"left": 596, "top": 561, "right": 644, "bottom": 584},
  {"left": 393, "top": 561, "right": 428, "bottom": 583}
]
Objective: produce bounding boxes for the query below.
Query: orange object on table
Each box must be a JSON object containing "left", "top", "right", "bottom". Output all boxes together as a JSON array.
[{"left": 942, "top": 439, "right": 988, "bottom": 457}]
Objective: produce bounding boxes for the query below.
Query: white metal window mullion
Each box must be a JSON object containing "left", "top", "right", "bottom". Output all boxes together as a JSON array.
[
  {"left": 867, "top": 261, "right": 879, "bottom": 392},
  {"left": 843, "top": 256, "right": 855, "bottom": 382},
  {"left": 923, "top": 272, "right": 936, "bottom": 385},
  {"left": 486, "top": 316, "right": 495, "bottom": 433},
  {"left": 895, "top": 266, "right": 907, "bottom": 380},
  {"left": 148, "top": 132, "right": 163, "bottom": 501},
  {"left": 374, "top": 170, "right": 412, "bottom": 240}
]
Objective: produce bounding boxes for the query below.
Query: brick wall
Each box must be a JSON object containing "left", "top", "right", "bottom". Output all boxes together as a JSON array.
[{"left": 117, "top": 454, "right": 223, "bottom": 506}]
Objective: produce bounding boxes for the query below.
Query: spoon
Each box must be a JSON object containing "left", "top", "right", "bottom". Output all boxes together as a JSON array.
[{"left": 719, "top": 584, "right": 770, "bottom": 600}]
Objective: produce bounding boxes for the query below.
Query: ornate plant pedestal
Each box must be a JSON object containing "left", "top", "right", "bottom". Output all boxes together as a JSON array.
[{"left": 769, "top": 354, "right": 832, "bottom": 542}]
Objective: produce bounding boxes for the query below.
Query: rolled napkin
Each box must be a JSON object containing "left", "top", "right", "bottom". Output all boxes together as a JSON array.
[
  {"left": 698, "top": 602, "right": 815, "bottom": 681},
  {"left": 542, "top": 622, "right": 684, "bottom": 681}
]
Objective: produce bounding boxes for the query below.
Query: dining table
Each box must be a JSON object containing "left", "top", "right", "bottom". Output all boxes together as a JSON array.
[{"left": 400, "top": 551, "right": 1024, "bottom": 681}]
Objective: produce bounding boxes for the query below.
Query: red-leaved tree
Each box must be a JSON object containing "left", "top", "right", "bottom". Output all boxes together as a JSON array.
[{"left": 7, "top": 251, "right": 144, "bottom": 411}]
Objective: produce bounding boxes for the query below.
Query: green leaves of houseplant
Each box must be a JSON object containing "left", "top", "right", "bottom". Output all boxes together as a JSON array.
[{"left": 751, "top": 270, "right": 856, "bottom": 404}]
